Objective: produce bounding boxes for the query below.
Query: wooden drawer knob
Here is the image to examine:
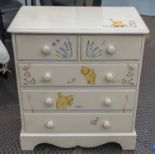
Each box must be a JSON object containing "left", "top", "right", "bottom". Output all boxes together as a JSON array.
[
  {"left": 107, "top": 45, "right": 116, "bottom": 55},
  {"left": 46, "top": 120, "right": 54, "bottom": 129},
  {"left": 43, "top": 72, "right": 52, "bottom": 81},
  {"left": 45, "top": 97, "right": 53, "bottom": 106},
  {"left": 104, "top": 98, "right": 112, "bottom": 106},
  {"left": 42, "top": 45, "right": 51, "bottom": 55},
  {"left": 103, "top": 120, "right": 111, "bottom": 129},
  {"left": 105, "top": 72, "right": 114, "bottom": 82}
]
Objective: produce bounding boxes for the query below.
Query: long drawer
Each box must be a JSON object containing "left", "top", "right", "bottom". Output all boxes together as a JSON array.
[
  {"left": 21, "top": 89, "right": 136, "bottom": 111},
  {"left": 16, "top": 35, "right": 77, "bottom": 60},
  {"left": 24, "top": 113, "right": 133, "bottom": 133},
  {"left": 18, "top": 63, "right": 138, "bottom": 87},
  {"left": 80, "top": 35, "right": 142, "bottom": 60}
]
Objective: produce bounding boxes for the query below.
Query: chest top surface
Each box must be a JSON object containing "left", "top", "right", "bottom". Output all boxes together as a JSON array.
[{"left": 8, "top": 6, "right": 149, "bottom": 34}]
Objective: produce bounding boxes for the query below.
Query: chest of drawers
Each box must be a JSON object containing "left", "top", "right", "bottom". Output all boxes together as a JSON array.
[{"left": 8, "top": 6, "right": 149, "bottom": 150}]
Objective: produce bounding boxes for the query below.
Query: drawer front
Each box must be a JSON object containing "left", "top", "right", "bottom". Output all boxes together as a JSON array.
[
  {"left": 24, "top": 113, "right": 133, "bottom": 133},
  {"left": 16, "top": 35, "right": 77, "bottom": 60},
  {"left": 22, "top": 89, "right": 135, "bottom": 111},
  {"left": 81, "top": 35, "right": 142, "bottom": 60},
  {"left": 19, "top": 63, "right": 138, "bottom": 86}
]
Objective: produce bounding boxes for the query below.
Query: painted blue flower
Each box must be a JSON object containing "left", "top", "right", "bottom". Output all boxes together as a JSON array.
[
  {"left": 59, "top": 47, "right": 66, "bottom": 52},
  {"left": 64, "top": 42, "right": 69, "bottom": 53}
]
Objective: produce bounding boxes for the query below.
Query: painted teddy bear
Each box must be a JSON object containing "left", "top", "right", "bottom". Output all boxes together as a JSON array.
[
  {"left": 112, "top": 21, "right": 126, "bottom": 27},
  {"left": 80, "top": 66, "right": 96, "bottom": 84},
  {"left": 56, "top": 92, "right": 74, "bottom": 110}
]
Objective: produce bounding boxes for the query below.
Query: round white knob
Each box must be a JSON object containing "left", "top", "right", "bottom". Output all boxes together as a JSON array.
[
  {"left": 45, "top": 97, "right": 53, "bottom": 106},
  {"left": 107, "top": 45, "right": 116, "bottom": 55},
  {"left": 43, "top": 72, "right": 52, "bottom": 81},
  {"left": 104, "top": 98, "right": 112, "bottom": 106},
  {"left": 46, "top": 120, "right": 54, "bottom": 129},
  {"left": 105, "top": 72, "right": 114, "bottom": 82},
  {"left": 42, "top": 45, "right": 51, "bottom": 55},
  {"left": 103, "top": 120, "right": 111, "bottom": 129}
]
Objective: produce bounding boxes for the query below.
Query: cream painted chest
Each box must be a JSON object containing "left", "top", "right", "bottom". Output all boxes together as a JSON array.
[{"left": 8, "top": 6, "right": 149, "bottom": 150}]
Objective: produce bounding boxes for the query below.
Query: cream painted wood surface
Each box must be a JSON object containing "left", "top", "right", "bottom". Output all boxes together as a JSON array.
[
  {"left": 19, "top": 63, "right": 138, "bottom": 86},
  {"left": 81, "top": 35, "right": 142, "bottom": 60},
  {"left": 8, "top": 6, "right": 149, "bottom": 150},
  {"left": 16, "top": 35, "right": 77, "bottom": 60},
  {"left": 24, "top": 113, "right": 133, "bottom": 133},
  {"left": 21, "top": 89, "right": 136, "bottom": 111},
  {"left": 16, "top": 34, "right": 142, "bottom": 60},
  {"left": 20, "top": 132, "right": 137, "bottom": 150},
  {"left": 8, "top": 7, "right": 149, "bottom": 34}
]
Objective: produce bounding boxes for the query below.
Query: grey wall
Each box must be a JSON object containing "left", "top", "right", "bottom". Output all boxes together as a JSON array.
[
  {"left": 18, "top": 0, "right": 155, "bottom": 16},
  {"left": 18, "top": 0, "right": 40, "bottom": 5},
  {"left": 18, "top": 0, "right": 102, "bottom": 6},
  {"left": 102, "top": 0, "right": 155, "bottom": 16}
]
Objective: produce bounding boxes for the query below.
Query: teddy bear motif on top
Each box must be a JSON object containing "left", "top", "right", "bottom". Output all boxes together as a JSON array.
[
  {"left": 80, "top": 66, "right": 96, "bottom": 85},
  {"left": 112, "top": 21, "right": 126, "bottom": 27},
  {"left": 56, "top": 92, "right": 74, "bottom": 110},
  {"left": 102, "top": 19, "right": 137, "bottom": 28}
]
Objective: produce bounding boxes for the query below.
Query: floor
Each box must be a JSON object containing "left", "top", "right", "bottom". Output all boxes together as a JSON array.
[{"left": 0, "top": 16, "right": 155, "bottom": 153}]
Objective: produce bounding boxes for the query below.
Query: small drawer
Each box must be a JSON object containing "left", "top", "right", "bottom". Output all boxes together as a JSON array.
[
  {"left": 22, "top": 89, "right": 135, "bottom": 111},
  {"left": 80, "top": 35, "right": 142, "bottom": 60},
  {"left": 19, "top": 63, "right": 138, "bottom": 87},
  {"left": 16, "top": 35, "right": 77, "bottom": 60},
  {"left": 24, "top": 113, "right": 133, "bottom": 133}
]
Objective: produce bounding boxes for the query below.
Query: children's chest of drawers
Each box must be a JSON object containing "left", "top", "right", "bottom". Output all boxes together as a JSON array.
[{"left": 8, "top": 6, "right": 149, "bottom": 150}]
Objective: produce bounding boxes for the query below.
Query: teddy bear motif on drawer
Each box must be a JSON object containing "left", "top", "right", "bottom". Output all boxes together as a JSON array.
[
  {"left": 80, "top": 66, "right": 96, "bottom": 84},
  {"left": 56, "top": 92, "right": 74, "bottom": 110}
]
